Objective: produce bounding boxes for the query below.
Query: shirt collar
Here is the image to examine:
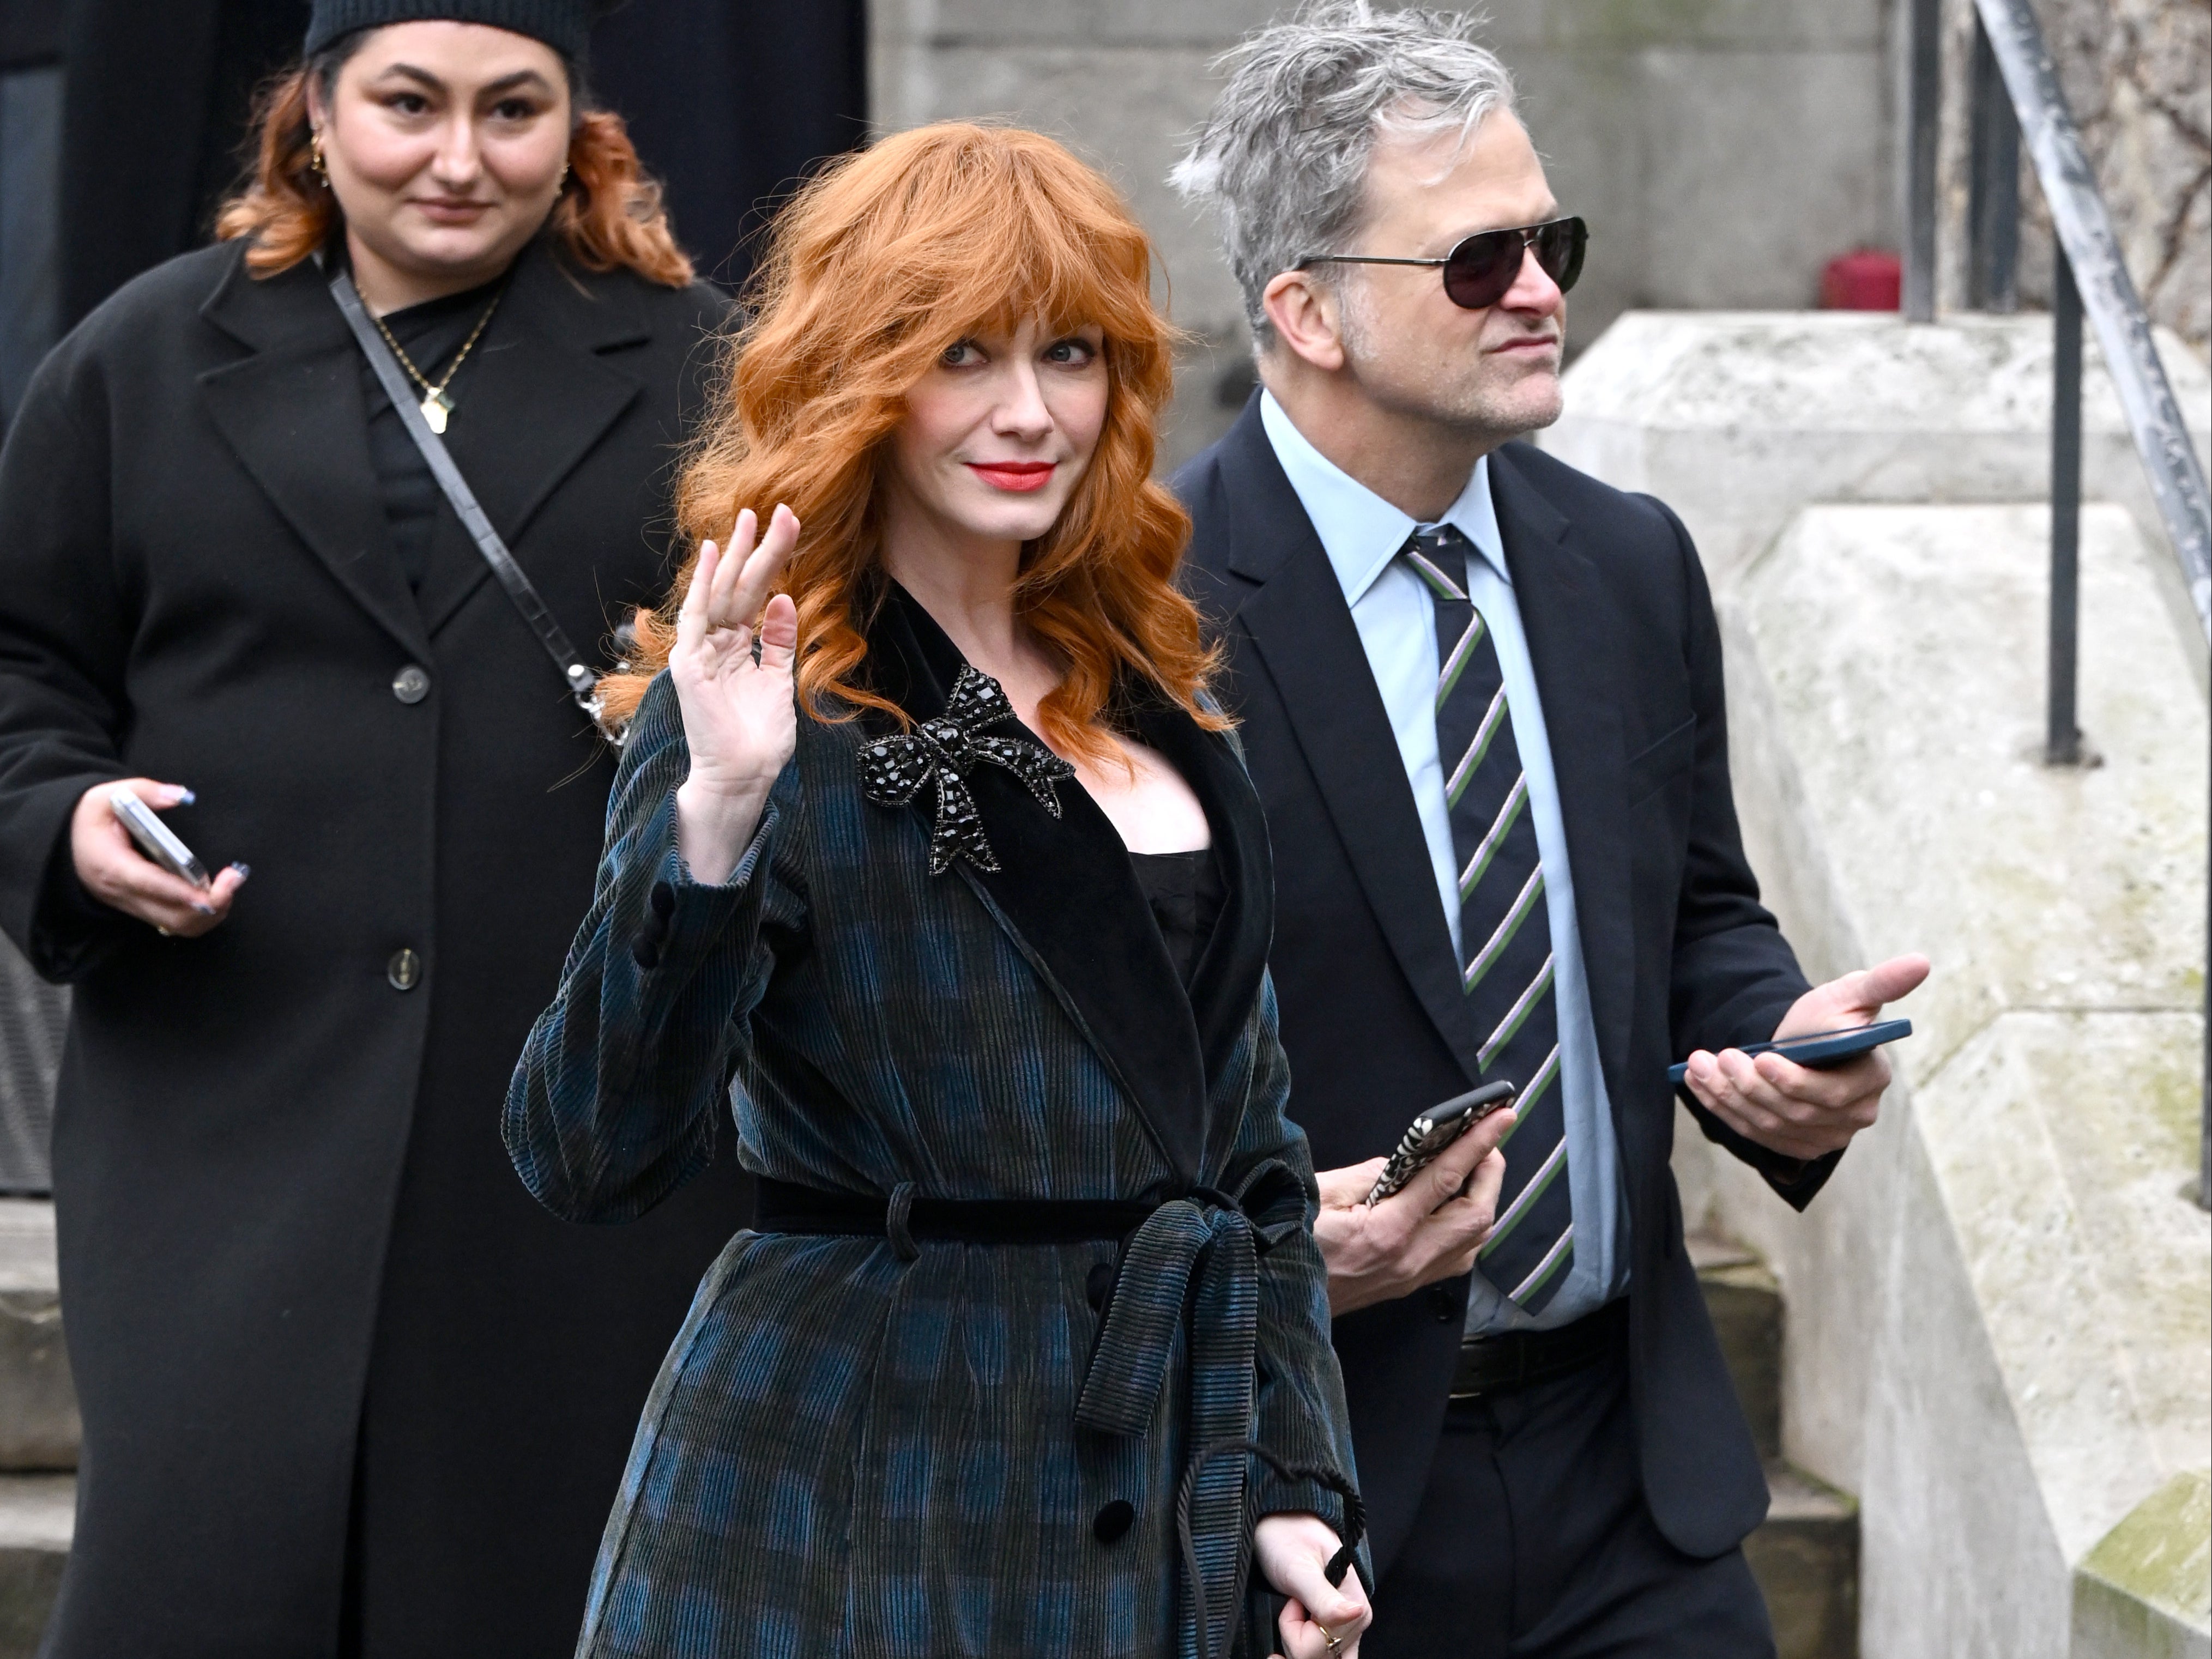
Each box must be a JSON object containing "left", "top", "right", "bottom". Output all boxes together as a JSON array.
[{"left": 1258, "top": 389, "right": 1510, "bottom": 607}]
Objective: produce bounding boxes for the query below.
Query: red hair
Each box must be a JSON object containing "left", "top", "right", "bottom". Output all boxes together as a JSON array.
[
  {"left": 214, "top": 62, "right": 692, "bottom": 287},
  {"left": 599, "top": 122, "right": 1222, "bottom": 761}
]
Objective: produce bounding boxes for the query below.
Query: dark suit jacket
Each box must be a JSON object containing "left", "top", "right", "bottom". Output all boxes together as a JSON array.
[
  {"left": 0, "top": 234, "right": 748, "bottom": 1656},
  {"left": 1176, "top": 396, "right": 1836, "bottom": 1572}
]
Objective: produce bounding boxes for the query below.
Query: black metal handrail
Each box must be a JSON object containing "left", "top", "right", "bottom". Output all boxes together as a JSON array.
[
  {"left": 1905, "top": 0, "right": 2212, "bottom": 1208},
  {"left": 1974, "top": 0, "right": 2211, "bottom": 637}
]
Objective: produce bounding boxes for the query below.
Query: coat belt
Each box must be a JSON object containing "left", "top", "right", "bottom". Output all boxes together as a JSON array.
[{"left": 753, "top": 1161, "right": 1314, "bottom": 1659}]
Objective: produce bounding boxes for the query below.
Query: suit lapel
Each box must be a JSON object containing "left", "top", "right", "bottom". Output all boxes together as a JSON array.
[
  {"left": 197, "top": 256, "right": 430, "bottom": 660},
  {"left": 865, "top": 588, "right": 1212, "bottom": 1188},
  {"left": 1490, "top": 446, "right": 1636, "bottom": 1104},
  {"left": 416, "top": 243, "right": 650, "bottom": 634},
  {"left": 1213, "top": 404, "right": 1487, "bottom": 1086}
]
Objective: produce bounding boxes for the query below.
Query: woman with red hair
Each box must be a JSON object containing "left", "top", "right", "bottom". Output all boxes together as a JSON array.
[{"left": 507, "top": 122, "right": 1373, "bottom": 1658}]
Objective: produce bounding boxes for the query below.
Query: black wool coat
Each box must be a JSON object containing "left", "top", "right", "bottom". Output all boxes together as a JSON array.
[
  {"left": 0, "top": 234, "right": 751, "bottom": 1658},
  {"left": 1176, "top": 399, "right": 1830, "bottom": 1575}
]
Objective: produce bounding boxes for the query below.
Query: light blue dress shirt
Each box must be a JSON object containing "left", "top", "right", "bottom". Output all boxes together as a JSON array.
[{"left": 1259, "top": 391, "right": 1628, "bottom": 1336}]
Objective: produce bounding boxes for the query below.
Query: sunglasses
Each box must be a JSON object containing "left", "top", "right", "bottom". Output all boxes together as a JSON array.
[{"left": 1297, "top": 216, "right": 1588, "bottom": 311}]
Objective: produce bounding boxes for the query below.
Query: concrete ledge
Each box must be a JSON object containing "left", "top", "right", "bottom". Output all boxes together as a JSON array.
[
  {"left": 1673, "top": 500, "right": 2208, "bottom": 1659},
  {"left": 2073, "top": 1471, "right": 2212, "bottom": 1659},
  {"left": 1538, "top": 312, "right": 2212, "bottom": 613}
]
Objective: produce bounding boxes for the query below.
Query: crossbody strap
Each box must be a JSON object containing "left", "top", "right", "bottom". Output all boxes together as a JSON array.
[{"left": 329, "top": 270, "right": 602, "bottom": 719}]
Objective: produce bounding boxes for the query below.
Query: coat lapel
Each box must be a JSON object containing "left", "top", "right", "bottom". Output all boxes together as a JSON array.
[
  {"left": 863, "top": 585, "right": 1234, "bottom": 1189},
  {"left": 415, "top": 242, "right": 652, "bottom": 634},
  {"left": 197, "top": 256, "right": 430, "bottom": 660},
  {"left": 1489, "top": 446, "right": 1636, "bottom": 1105},
  {"left": 1212, "top": 404, "right": 1487, "bottom": 1086}
]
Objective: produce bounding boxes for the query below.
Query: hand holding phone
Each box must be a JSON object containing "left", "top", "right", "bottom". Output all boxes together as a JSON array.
[
  {"left": 70, "top": 779, "right": 247, "bottom": 938},
  {"left": 1667, "top": 1019, "right": 1911, "bottom": 1086},
  {"left": 1675, "top": 953, "right": 1928, "bottom": 1163},
  {"left": 1313, "top": 1085, "right": 1518, "bottom": 1317}
]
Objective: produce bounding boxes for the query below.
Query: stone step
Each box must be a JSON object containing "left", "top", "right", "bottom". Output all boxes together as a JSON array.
[
  {"left": 1688, "top": 1230, "right": 1782, "bottom": 1461},
  {"left": 1751, "top": 1461, "right": 1860, "bottom": 1659},
  {"left": 0, "top": 1202, "right": 74, "bottom": 1473},
  {"left": 0, "top": 1475, "right": 69, "bottom": 1658},
  {"left": 1691, "top": 1230, "right": 1860, "bottom": 1659}
]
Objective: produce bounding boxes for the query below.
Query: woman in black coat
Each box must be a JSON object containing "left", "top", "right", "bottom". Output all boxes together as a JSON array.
[{"left": 0, "top": 7, "right": 747, "bottom": 1655}]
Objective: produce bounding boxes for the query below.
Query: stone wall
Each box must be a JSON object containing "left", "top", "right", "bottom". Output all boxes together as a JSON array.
[
  {"left": 1547, "top": 311, "right": 2212, "bottom": 1658},
  {"left": 868, "top": 0, "right": 1899, "bottom": 469},
  {"left": 1938, "top": 0, "right": 2210, "bottom": 348}
]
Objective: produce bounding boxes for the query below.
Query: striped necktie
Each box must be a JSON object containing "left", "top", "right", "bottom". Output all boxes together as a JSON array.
[{"left": 1402, "top": 525, "right": 1574, "bottom": 1315}]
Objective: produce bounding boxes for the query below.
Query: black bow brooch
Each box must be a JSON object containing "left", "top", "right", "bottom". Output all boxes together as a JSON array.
[{"left": 859, "top": 665, "right": 1077, "bottom": 875}]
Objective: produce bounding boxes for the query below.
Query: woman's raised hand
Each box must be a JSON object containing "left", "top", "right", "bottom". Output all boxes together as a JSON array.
[{"left": 670, "top": 505, "right": 801, "bottom": 885}]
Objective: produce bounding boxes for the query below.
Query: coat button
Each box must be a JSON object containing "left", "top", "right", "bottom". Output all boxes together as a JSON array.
[
  {"left": 649, "top": 881, "right": 676, "bottom": 919},
  {"left": 631, "top": 936, "right": 660, "bottom": 970},
  {"left": 1086, "top": 1262, "right": 1115, "bottom": 1311},
  {"left": 387, "top": 948, "right": 421, "bottom": 990},
  {"left": 1430, "top": 1282, "right": 1458, "bottom": 1323},
  {"left": 1092, "top": 1500, "right": 1135, "bottom": 1544},
  {"left": 391, "top": 665, "right": 431, "bottom": 704}
]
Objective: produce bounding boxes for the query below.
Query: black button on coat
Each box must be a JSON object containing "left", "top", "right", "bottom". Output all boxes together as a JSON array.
[{"left": 0, "top": 234, "right": 750, "bottom": 1657}]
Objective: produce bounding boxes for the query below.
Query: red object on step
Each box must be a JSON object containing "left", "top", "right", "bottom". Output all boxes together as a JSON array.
[{"left": 1820, "top": 250, "right": 1902, "bottom": 310}]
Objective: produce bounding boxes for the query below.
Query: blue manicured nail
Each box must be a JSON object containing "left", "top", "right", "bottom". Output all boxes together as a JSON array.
[
  {"left": 192, "top": 903, "right": 215, "bottom": 916},
  {"left": 229, "top": 862, "right": 251, "bottom": 880},
  {"left": 177, "top": 789, "right": 197, "bottom": 806}
]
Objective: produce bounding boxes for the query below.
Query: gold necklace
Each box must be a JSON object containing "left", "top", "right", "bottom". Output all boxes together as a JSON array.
[{"left": 371, "top": 289, "right": 503, "bottom": 434}]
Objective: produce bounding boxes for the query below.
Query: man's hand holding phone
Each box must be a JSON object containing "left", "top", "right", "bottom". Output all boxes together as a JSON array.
[
  {"left": 70, "top": 780, "right": 248, "bottom": 938},
  {"left": 1313, "top": 1099, "right": 1516, "bottom": 1318},
  {"left": 1680, "top": 953, "right": 1930, "bottom": 1161}
]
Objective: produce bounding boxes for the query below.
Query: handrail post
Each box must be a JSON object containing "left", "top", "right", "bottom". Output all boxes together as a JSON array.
[
  {"left": 2047, "top": 249, "right": 2083, "bottom": 766},
  {"left": 1905, "top": 0, "right": 1942, "bottom": 322},
  {"left": 1967, "top": 15, "right": 2020, "bottom": 311}
]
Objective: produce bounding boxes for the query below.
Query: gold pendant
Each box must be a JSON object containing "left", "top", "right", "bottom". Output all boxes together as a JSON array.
[{"left": 420, "top": 391, "right": 452, "bottom": 434}]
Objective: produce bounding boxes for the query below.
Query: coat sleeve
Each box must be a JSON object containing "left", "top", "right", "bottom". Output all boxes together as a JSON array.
[
  {"left": 1649, "top": 499, "right": 1836, "bottom": 1207},
  {"left": 503, "top": 671, "right": 799, "bottom": 1223},
  {"left": 1223, "top": 971, "right": 1370, "bottom": 1575},
  {"left": 0, "top": 344, "right": 140, "bottom": 982}
]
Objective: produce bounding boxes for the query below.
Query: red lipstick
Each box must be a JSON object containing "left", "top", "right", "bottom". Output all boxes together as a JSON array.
[{"left": 966, "top": 461, "right": 1056, "bottom": 493}]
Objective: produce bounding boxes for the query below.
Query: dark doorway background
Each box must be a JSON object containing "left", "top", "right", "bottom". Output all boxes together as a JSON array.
[
  {"left": 54, "top": 0, "right": 867, "bottom": 330},
  {"left": 590, "top": 2, "right": 868, "bottom": 288}
]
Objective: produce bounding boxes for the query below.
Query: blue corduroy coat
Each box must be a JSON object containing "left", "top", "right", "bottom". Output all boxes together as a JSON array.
[{"left": 506, "top": 585, "right": 1362, "bottom": 1658}]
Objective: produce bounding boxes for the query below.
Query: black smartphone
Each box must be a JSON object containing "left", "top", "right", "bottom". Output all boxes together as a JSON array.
[
  {"left": 1366, "top": 1080, "right": 1518, "bottom": 1206},
  {"left": 1667, "top": 1018, "right": 1912, "bottom": 1086}
]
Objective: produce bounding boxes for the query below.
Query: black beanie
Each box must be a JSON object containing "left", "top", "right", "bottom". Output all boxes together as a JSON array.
[{"left": 304, "top": 1, "right": 613, "bottom": 63}]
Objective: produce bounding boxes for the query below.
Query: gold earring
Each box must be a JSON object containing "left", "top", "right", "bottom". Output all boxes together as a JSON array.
[{"left": 310, "top": 130, "right": 328, "bottom": 181}]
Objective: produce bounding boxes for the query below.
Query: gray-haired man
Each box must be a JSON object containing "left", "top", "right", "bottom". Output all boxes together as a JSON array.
[{"left": 1171, "top": 5, "right": 1925, "bottom": 1654}]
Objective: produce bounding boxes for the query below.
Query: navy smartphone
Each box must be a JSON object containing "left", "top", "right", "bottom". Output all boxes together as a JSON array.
[{"left": 1668, "top": 1019, "right": 1912, "bottom": 1086}]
